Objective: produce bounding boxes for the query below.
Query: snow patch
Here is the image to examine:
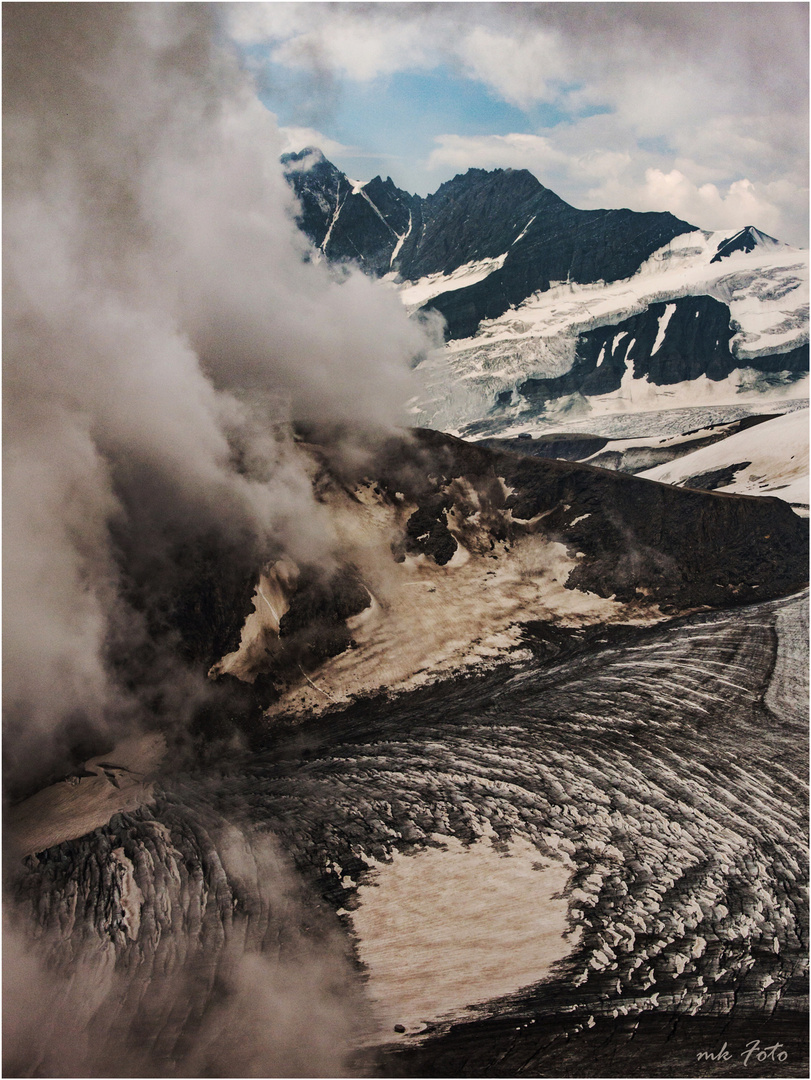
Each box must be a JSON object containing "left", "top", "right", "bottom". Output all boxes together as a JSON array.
[
  {"left": 651, "top": 303, "right": 677, "bottom": 355},
  {"left": 390, "top": 210, "right": 412, "bottom": 267},
  {"left": 512, "top": 214, "right": 537, "bottom": 245},
  {"left": 640, "top": 408, "right": 809, "bottom": 511},
  {"left": 208, "top": 557, "right": 299, "bottom": 682},
  {"left": 5, "top": 733, "right": 165, "bottom": 859},
  {"left": 321, "top": 186, "right": 346, "bottom": 253},
  {"left": 350, "top": 836, "right": 573, "bottom": 1037},
  {"left": 399, "top": 255, "right": 509, "bottom": 310},
  {"left": 263, "top": 492, "right": 644, "bottom": 721}
]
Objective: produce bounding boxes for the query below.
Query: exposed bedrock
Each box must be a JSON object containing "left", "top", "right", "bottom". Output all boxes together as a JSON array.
[
  {"left": 479, "top": 433, "right": 611, "bottom": 462},
  {"left": 283, "top": 153, "right": 694, "bottom": 341},
  {"left": 377, "top": 428, "right": 808, "bottom": 609},
  {"left": 152, "top": 427, "right": 809, "bottom": 725},
  {"left": 421, "top": 197, "right": 693, "bottom": 341},
  {"left": 109, "top": 429, "right": 809, "bottom": 720},
  {"left": 277, "top": 564, "right": 372, "bottom": 662},
  {"left": 517, "top": 296, "right": 809, "bottom": 412}
]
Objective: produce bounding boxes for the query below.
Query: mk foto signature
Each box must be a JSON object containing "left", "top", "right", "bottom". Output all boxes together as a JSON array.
[{"left": 697, "top": 1040, "right": 790, "bottom": 1067}]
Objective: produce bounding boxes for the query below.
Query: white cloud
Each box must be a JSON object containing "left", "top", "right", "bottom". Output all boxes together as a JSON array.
[
  {"left": 426, "top": 130, "right": 808, "bottom": 245},
  {"left": 277, "top": 125, "right": 353, "bottom": 158},
  {"left": 229, "top": 2, "right": 445, "bottom": 81},
  {"left": 272, "top": 22, "right": 431, "bottom": 82},
  {"left": 427, "top": 132, "right": 570, "bottom": 176},
  {"left": 456, "top": 26, "right": 569, "bottom": 108},
  {"left": 228, "top": 2, "right": 809, "bottom": 245},
  {"left": 608, "top": 169, "right": 787, "bottom": 236},
  {"left": 4, "top": 3, "right": 434, "bottom": 787}
]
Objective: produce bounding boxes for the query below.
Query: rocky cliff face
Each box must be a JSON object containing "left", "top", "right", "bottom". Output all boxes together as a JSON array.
[
  {"left": 711, "top": 225, "right": 784, "bottom": 263},
  {"left": 377, "top": 428, "right": 808, "bottom": 607},
  {"left": 283, "top": 151, "right": 808, "bottom": 431},
  {"left": 283, "top": 149, "right": 694, "bottom": 340},
  {"left": 418, "top": 193, "right": 693, "bottom": 342},
  {"left": 283, "top": 148, "right": 418, "bottom": 277}
]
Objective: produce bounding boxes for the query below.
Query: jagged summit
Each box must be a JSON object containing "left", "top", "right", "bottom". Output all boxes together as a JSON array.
[
  {"left": 711, "top": 224, "right": 786, "bottom": 263},
  {"left": 430, "top": 165, "right": 545, "bottom": 194},
  {"left": 281, "top": 145, "right": 327, "bottom": 168},
  {"left": 283, "top": 148, "right": 807, "bottom": 427},
  {"left": 283, "top": 147, "right": 694, "bottom": 337}
]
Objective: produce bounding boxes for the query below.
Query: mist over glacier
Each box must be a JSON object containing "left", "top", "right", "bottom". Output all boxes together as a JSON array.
[
  {"left": 3, "top": 5, "right": 808, "bottom": 1079},
  {"left": 1, "top": 4, "right": 443, "bottom": 1073},
  {"left": 3, "top": 3, "right": 433, "bottom": 792}
]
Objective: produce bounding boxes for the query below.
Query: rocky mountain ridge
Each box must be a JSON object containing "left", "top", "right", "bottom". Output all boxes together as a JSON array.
[
  {"left": 283, "top": 147, "right": 695, "bottom": 339},
  {"left": 283, "top": 150, "right": 809, "bottom": 433},
  {"left": 161, "top": 428, "right": 811, "bottom": 724}
]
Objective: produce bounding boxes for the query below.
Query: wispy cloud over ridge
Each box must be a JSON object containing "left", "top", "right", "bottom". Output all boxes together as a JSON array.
[{"left": 230, "top": 2, "right": 809, "bottom": 244}]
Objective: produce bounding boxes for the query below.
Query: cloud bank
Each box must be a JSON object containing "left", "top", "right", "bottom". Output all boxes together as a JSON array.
[
  {"left": 229, "top": 1, "right": 809, "bottom": 245},
  {"left": 3, "top": 2, "right": 430, "bottom": 790}
]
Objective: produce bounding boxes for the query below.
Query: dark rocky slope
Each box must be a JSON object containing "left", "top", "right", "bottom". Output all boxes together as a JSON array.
[
  {"left": 98, "top": 427, "right": 811, "bottom": 744},
  {"left": 368, "top": 428, "right": 808, "bottom": 609},
  {"left": 283, "top": 150, "right": 693, "bottom": 339},
  {"left": 420, "top": 199, "right": 692, "bottom": 340},
  {"left": 711, "top": 225, "right": 782, "bottom": 263},
  {"left": 62, "top": 427, "right": 805, "bottom": 773},
  {"left": 284, "top": 149, "right": 417, "bottom": 276}
]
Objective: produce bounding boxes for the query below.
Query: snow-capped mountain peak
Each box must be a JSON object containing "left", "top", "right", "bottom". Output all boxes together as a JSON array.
[
  {"left": 283, "top": 150, "right": 808, "bottom": 437},
  {"left": 711, "top": 225, "right": 786, "bottom": 263}
]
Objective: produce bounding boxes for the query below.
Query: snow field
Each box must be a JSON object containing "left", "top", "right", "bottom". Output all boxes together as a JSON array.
[{"left": 640, "top": 408, "right": 809, "bottom": 513}]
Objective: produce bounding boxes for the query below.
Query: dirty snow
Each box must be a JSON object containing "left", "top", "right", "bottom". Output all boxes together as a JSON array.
[
  {"left": 350, "top": 835, "right": 575, "bottom": 1037},
  {"left": 640, "top": 408, "right": 809, "bottom": 513}
]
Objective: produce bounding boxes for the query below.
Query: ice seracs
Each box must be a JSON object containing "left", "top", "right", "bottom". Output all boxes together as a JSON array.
[{"left": 410, "top": 227, "right": 808, "bottom": 436}]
